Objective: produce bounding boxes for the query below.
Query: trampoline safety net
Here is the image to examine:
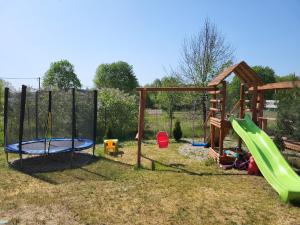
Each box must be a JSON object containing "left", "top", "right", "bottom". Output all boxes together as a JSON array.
[{"left": 4, "top": 86, "right": 97, "bottom": 155}]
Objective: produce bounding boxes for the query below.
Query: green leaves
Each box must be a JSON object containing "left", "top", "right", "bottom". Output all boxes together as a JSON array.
[
  {"left": 98, "top": 88, "right": 138, "bottom": 140},
  {"left": 42, "top": 60, "right": 82, "bottom": 90},
  {"left": 94, "top": 61, "right": 139, "bottom": 93}
]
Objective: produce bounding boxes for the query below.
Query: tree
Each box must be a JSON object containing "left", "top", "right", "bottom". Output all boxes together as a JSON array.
[
  {"left": 173, "top": 120, "right": 183, "bottom": 141},
  {"left": 98, "top": 88, "right": 138, "bottom": 140},
  {"left": 276, "top": 73, "right": 299, "bottom": 82},
  {"left": 0, "top": 79, "right": 5, "bottom": 145},
  {"left": 275, "top": 87, "right": 300, "bottom": 143},
  {"left": 43, "top": 60, "right": 81, "bottom": 90},
  {"left": 227, "top": 65, "right": 278, "bottom": 110},
  {"left": 176, "top": 19, "right": 234, "bottom": 124},
  {"left": 252, "top": 66, "right": 276, "bottom": 99},
  {"left": 94, "top": 61, "right": 139, "bottom": 93}
]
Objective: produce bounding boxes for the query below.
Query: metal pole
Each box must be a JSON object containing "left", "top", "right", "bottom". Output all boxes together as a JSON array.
[
  {"left": 71, "top": 88, "right": 76, "bottom": 166},
  {"left": 19, "top": 85, "right": 27, "bottom": 168},
  {"left": 4, "top": 88, "right": 9, "bottom": 163},
  {"left": 35, "top": 91, "right": 39, "bottom": 139},
  {"left": 38, "top": 77, "right": 41, "bottom": 90},
  {"left": 93, "top": 90, "right": 98, "bottom": 156}
]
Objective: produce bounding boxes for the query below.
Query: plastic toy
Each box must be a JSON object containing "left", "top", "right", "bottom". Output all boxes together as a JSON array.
[
  {"left": 156, "top": 131, "right": 169, "bottom": 148},
  {"left": 104, "top": 139, "right": 119, "bottom": 155}
]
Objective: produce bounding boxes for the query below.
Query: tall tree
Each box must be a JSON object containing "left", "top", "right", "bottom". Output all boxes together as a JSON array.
[
  {"left": 43, "top": 60, "right": 81, "bottom": 90},
  {"left": 176, "top": 19, "right": 234, "bottom": 123},
  {"left": 94, "top": 61, "right": 139, "bottom": 93}
]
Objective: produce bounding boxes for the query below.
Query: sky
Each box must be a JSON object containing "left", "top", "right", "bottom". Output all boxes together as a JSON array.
[{"left": 0, "top": 0, "right": 300, "bottom": 89}]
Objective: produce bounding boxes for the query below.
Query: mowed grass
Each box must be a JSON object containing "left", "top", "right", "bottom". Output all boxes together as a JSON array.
[
  {"left": 0, "top": 141, "right": 300, "bottom": 225},
  {"left": 145, "top": 110, "right": 205, "bottom": 139}
]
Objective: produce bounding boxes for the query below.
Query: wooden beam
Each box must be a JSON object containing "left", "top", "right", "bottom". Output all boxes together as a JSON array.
[
  {"left": 251, "top": 85, "right": 258, "bottom": 124},
  {"left": 249, "top": 81, "right": 300, "bottom": 91},
  {"left": 219, "top": 81, "right": 226, "bottom": 157},
  {"left": 257, "top": 91, "right": 264, "bottom": 128},
  {"left": 137, "top": 90, "right": 146, "bottom": 168},
  {"left": 136, "top": 86, "right": 215, "bottom": 92},
  {"left": 238, "top": 84, "right": 245, "bottom": 149}
]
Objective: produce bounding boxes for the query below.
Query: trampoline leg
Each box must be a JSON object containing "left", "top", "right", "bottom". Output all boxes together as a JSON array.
[
  {"left": 70, "top": 151, "right": 74, "bottom": 168},
  {"left": 5, "top": 152, "right": 9, "bottom": 164},
  {"left": 19, "top": 154, "right": 23, "bottom": 169}
]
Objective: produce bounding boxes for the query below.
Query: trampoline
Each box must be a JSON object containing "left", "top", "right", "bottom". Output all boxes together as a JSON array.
[
  {"left": 4, "top": 85, "right": 98, "bottom": 167},
  {"left": 5, "top": 138, "right": 94, "bottom": 155}
]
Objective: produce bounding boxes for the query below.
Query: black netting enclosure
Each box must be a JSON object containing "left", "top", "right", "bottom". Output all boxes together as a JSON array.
[{"left": 4, "top": 85, "right": 97, "bottom": 165}]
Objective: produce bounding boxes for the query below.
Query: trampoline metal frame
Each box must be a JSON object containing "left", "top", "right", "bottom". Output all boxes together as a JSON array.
[{"left": 3, "top": 85, "right": 98, "bottom": 168}]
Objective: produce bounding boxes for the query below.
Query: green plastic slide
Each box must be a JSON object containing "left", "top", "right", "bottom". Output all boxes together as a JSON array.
[{"left": 230, "top": 115, "right": 300, "bottom": 203}]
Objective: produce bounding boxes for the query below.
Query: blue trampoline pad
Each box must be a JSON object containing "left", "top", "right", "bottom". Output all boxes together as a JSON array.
[{"left": 5, "top": 138, "right": 94, "bottom": 155}]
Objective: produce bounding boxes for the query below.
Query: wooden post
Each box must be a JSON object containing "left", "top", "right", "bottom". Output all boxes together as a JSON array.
[
  {"left": 219, "top": 81, "right": 226, "bottom": 157},
  {"left": 251, "top": 85, "right": 258, "bottom": 124},
  {"left": 238, "top": 84, "right": 245, "bottom": 149},
  {"left": 210, "top": 86, "right": 217, "bottom": 150},
  {"left": 137, "top": 90, "right": 146, "bottom": 168},
  {"left": 261, "top": 118, "right": 268, "bottom": 131},
  {"left": 258, "top": 91, "right": 264, "bottom": 128}
]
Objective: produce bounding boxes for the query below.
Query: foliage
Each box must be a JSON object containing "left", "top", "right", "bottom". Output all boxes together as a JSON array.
[
  {"left": 275, "top": 87, "right": 300, "bottom": 142},
  {"left": 177, "top": 19, "right": 233, "bottom": 86},
  {"left": 227, "top": 65, "right": 278, "bottom": 111},
  {"left": 276, "top": 73, "right": 299, "bottom": 82},
  {"left": 42, "top": 60, "right": 82, "bottom": 90},
  {"left": 98, "top": 88, "right": 138, "bottom": 140},
  {"left": 0, "top": 79, "right": 5, "bottom": 145},
  {"left": 145, "top": 78, "right": 162, "bottom": 108},
  {"left": 252, "top": 65, "right": 277, "bottom": 99},
  {"left": 226, "top": 76, "right": 241, "bottom": 111},
  {"left": 94, "top": 61, "right": 139, "bottom": 93},
  {"left": 173, "top": 120, "right": 182, "bottom": 141},
  {"left": 175, "top": 19, "right": 233, "bottom": 124},
  {"left": 105, "top": 127, "right": 114, "bottom": 139},
  {"left": 156, "top": 76, "right": 182, "bottom": 136}
]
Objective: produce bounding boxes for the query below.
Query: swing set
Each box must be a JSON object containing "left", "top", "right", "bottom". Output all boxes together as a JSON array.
[
  {"left": 136, "top": 86, "right": 214, "bottom": 167},
  {"left": 149, "top": 91, "right": 209, "bottom": 149}
]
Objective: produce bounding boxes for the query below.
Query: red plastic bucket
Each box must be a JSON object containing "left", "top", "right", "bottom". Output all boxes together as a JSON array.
[{"left": 156, "top": 131, "right": 169, "bottom": 148}]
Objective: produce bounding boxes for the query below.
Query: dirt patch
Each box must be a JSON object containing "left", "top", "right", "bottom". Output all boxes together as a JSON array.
[{"left": 178, "top": 144, "right": 209, "bottom": 161}]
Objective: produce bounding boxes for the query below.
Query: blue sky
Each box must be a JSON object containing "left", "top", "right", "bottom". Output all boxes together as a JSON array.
[{"left": 0, "top": 0, "right": 299, "bottom": 89}]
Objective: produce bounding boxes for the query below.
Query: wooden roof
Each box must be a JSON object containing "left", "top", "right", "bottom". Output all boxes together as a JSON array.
[
  {"left": 208, "top": 61, "right": 263, "bottom": 86},
  {"left": 249, "top": 80, "right": 300, "bottom": 91}
]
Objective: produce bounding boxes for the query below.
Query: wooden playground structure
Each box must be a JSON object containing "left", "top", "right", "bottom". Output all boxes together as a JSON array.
[{"left": 136, "top": 61, "right": 300, "bottom": 167}]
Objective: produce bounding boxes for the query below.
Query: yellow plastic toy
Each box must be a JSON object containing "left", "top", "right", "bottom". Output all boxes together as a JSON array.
[{"left": 104, "top": 139, "right": 119, "bottom": 155}]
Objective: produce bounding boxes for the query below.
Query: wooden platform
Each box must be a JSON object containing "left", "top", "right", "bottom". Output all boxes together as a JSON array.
[{"left": 284, "top": 140, "right": 300, "bottom": 152}]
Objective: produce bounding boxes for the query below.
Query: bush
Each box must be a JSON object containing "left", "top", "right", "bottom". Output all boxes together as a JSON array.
[
  {"left": 276, "top": 87, "right": 300, "bottom": 142},
  {"left": 105, "top": 127, "right": 114, "bottom": 139},
  {"left": 173, "top": 120, "right": 182, "bottom": 141},
  {"left": 98, "top": 88, "right": 138, "bottom": 141}
]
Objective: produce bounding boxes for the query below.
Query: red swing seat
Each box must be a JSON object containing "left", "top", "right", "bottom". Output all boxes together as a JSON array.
[{"left": 156, "top": 131, "right": 169, "bottom": 148}]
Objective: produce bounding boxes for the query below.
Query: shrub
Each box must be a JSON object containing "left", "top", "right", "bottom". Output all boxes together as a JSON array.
[
  {"left": 276, "top": 87, "right": 300, "bottom": 142},
  {"left": 105, "top": 127, "right": 114, "bottom": 139},
  {"left": 98, "top": 88, "right": 138, "bottom": 141},
  {"left": 173, "top": 120, "right": 182, "bottom": 142}
]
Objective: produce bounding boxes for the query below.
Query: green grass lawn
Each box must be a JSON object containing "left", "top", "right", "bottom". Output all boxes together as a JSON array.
[
  {"left": 0, "top": 141, "right": 300, "bottom": 225},
  {"left": 145, "top": 110, "right": 205, "bottom": 139}
]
